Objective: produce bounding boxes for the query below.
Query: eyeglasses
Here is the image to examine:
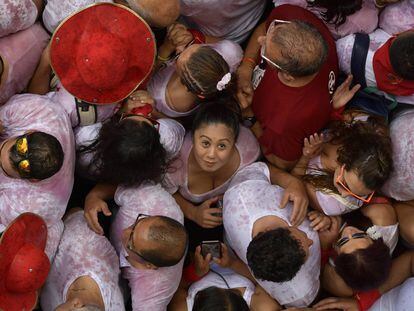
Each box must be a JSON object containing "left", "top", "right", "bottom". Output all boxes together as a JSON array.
[
  {"left": 335, "top": 165, "right": 375, "bottom": 203},
  {"left": 336, "top": 232, "right": 368, "bottom": 248},
  {"left": 260, "top": 19, "right": 291, "bottom": 71},
  {"left": 119, "top": 113, "right": 160, "bottom": 131},
  {"left": 126, "top": 213, "right": 155, "bottom": 265}
]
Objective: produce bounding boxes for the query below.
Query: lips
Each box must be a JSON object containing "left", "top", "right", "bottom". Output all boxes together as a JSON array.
[{"left": 204, "top": 160, "right": 216, "bottom": 166}]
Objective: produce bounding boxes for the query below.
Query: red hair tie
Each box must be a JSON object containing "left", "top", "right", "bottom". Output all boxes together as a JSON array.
[{"left": 130, "top": 103, "right": 153, "bottom": 117}]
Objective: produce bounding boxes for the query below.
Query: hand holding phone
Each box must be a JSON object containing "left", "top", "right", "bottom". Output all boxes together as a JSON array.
[{"left": 201, "top": 240, "right": 222, "bottom": 259}]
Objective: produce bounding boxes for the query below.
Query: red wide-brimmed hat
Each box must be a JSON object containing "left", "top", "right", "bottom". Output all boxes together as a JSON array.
[
  {"left": 0, "top": 213, "right": 50, "bottom": 311},
  {"left": 50, "top": 3, "right": 156, "bottom": 104}
]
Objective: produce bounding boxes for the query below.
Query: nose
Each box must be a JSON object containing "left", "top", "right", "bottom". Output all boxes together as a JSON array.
[{"left": 206, "top": 147, "right": 216, "bottom": 159}]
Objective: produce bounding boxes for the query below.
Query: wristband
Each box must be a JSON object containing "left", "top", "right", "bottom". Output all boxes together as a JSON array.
[
  {"left": 242, "top": 57, "right": 257, "bottom": 67},
  {"left": 188, "top": 29, "right": 206, "bottom": 44},
  {"left": 330, "top": 105, "right": 345, "bottom": 121},
  {"left": 183, "top": 263, "right": 205, "bottom": 283},
  {"left": 355, "top": 289, "right": 381, "bottom": 311}
]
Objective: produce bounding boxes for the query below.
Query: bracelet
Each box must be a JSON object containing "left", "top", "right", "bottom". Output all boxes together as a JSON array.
[
  {"left": 188, "top": 29, "right": 206, "bottom": 44},
  {"left": 157, "top": 54, "right": 171, "bottom": 62},
  {"left": 242, "top": 57, "right": 257, "bottom": 67}
]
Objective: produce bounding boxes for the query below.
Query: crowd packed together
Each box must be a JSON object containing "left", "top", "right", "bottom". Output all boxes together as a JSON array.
[{"left": 1, "top": 0, "right": 414, "bottom": 310}]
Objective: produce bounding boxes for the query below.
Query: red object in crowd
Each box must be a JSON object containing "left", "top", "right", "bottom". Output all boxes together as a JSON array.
[
  {"left": 131, "top": 103, "right": 153, "bottom": 117},
  {"left": 50, "top": 3, "right": 156, "bottom": 105},
  {"left": 0, "top": 213, "right": 50, "bottom": 311}
]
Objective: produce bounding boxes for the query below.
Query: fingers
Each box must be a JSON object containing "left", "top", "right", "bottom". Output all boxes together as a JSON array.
[
  {"left": 290, "top": 199, "right": 307, "bottom": 226},
  {"left": 84, "top": 208, "right": 103, "bottom": 235},
  {"left": 307, "top": 210, "right": 319, "bottom": 221},
  {"left": 101, "top": 203, "right": 112, "bottom": 217},
  {"left": 279, "top": 191, "right": 290, "bottom": 209}
]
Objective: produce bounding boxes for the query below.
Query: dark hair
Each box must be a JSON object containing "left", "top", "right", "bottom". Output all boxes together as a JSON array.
[
  {"left": 389, "top": 32, "right": 414, "bottom": 80},
  {"left": 334, "top": 238, "right": 392, "bottom": 291},
  {"left": 180, "top": 46, "right": 236, "bottom": 102},
  {"left": 307, "top": 0, "right": 362, "bottom": 26},
  {"left": 192, "top": 97, "right": 241, "bottom": 140},
  {"left": 83, "top": 116, "right": 167, "bottom": 186},
  {"left": 10, "top": 132, "right": 64, "bottom": 180},
  {"left": 303, "top": 120, "right": 393, "bottom": 193},
  {"left": 140, "top": 215, "right": 188, "bottom": 267},
  {"left": 269, "top": 20, "right": 328, "bottom": 77},
  {"left": 192, "top": 287, "right": 249, "bottom": 311},
  {"left": 247, "top": 228, "right": 306, "bottom": 282}
]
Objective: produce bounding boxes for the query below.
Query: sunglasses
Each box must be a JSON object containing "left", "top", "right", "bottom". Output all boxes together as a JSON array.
[
  {"left": 260, "top": 19, "right": 291, "bottom": 72},
  {"left": 336, "top": 232, "right": 368, "bottom": 248},
  {"left": 126, "top": 213, "right": 155, "bottom": 266},
  {"left": 335, "top": 165, "right": 375, "bottom": 203},
  {"left": 119, "top": 113, "right": 160, "bottom": 131}
]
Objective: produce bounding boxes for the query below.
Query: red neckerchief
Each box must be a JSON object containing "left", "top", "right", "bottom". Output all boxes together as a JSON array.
[{"left": 373, "top": 37, "right": 414, "bottom": 96}]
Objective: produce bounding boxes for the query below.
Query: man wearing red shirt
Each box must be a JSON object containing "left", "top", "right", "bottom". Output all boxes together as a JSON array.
[{"left": 237, "top": 4, "right": 339, "bottom": 170}]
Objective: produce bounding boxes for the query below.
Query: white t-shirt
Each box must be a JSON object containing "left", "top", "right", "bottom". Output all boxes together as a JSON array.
[
  {"left": 369, "top": 278, "right": 414, "bottom": 311},
  {"left": 180, "top": 0, "right": 266, "bottom": 43},
  {"left": 223, "top": 162, "right": 321, "bottom": 307},
  {"left": 40, "top": 211, "right": 125, "bottom": 311}
]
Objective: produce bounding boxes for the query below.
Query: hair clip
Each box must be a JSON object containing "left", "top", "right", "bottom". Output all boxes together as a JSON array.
[
  {"left": 366, "top": 227, "right": 382, "bottom": 240},
  {"left": 216, "top": 73, "right": 231, "bottom": 91}
]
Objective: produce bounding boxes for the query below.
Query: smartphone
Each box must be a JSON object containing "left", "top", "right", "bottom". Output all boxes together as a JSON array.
[
  {"left": 201, "top": 240, "right": 222, "bottom": 258},
  {"left": 211, "top": 199, "right": 223, "bottom": 217}
]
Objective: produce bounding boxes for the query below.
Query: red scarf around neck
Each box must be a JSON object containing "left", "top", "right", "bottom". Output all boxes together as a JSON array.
[{"left": 373, "top": 37, "right": 414, "bottom": 96}]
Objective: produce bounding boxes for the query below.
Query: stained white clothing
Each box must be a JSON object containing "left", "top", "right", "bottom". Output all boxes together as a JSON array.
[
  {"left": 336, "top": 29, "right": 414, "bottom": 104},
  {"left": 180, "top": 0, "right": 266, "bottom": 43},
  {"left": 0, "top": 0, "right": 37, "bottom": 37},
  {"left": 110, "top": 183, "right": 185, "bottom": 311},
  {"left": 223, "top": 162, "right": 321, "bottom": 307},
  {"left": 40, "top": 211, "right": 125, "bottom": 311},
  {"left": 382, "top": 109, "right": 414, "bottom": 201},
  {"left": 186, "top": 264, "right": 255, "bottom": 310},
  {"left": 379, "top": 0, "right": 414, "bottom": 35},
  {"left": 0, "top": 94, "right": 75, "bottom": 260},
  {"left": 369, "top": 278, "right": 414, "bottom": 311},
  {"left": 43, "top": 0, "right": 113, "bottom": 33}
]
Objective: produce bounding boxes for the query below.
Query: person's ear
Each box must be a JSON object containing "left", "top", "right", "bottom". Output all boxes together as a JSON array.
[{"left": 280, "top": 71, "right": 295, "bottom": 82}]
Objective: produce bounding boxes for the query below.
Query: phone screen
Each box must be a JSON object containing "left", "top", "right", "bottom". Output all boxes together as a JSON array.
[{"left": 201, "top": 240, "right": 222, "bottom": 258}]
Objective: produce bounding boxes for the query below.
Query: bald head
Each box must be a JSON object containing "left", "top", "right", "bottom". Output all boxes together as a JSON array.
[
  {"left": 140, "top": 216, "right": 188, "bottom": 267},
  {"left": 268, "top": 20, "right": 328, "bottom": 77},
  {"left": 125, "top": 0, "right": 180, "bottom": 28}
]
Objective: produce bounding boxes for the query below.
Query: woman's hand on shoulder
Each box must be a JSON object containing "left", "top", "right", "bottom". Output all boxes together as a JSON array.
[{"left": 167, "top": 22, "right": 193, "bottom": 52}]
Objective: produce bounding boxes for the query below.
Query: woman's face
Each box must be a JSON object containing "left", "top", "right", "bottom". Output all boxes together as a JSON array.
[
  {"left": 193, "top": 123, "right": 236, "bottom": 173},
  {"left": 337, "top": 226, "right": 372, "bottom": 254},
  {"left": 333, "top": 165, "right": 374, "bottom": 199}
]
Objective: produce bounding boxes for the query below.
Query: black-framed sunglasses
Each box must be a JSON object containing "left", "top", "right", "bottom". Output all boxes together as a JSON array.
[
  {"left": 336, "top": 232, "right": 368, "bottom": 248},
  {"left": 126, "top": 213, "right": 154, "bottom": 265}
]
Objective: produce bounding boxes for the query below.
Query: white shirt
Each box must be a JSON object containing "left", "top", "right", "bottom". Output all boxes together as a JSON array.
[{"left": 223, "top": 162, "right": 321, "bottom": 307}]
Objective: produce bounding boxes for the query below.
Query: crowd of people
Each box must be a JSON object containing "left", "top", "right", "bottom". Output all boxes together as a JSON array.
[{"left": 1, "top": 0, "right": 414, "bottom": 310}]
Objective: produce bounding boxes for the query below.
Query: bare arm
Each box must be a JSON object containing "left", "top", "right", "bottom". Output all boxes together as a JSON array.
[{"left": 28, "top": 43, "right": 52, "bottom": 95}]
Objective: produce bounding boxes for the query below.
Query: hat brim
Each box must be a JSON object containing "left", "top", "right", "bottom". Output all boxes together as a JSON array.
[
  {"left": 0, "top": 213, "right": 47, "bottom": 310},
  {"left": 50, "top": 3, "right": 156, "bottom": 104}
]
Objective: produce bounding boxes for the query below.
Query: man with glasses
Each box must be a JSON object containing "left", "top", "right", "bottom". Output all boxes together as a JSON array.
[
  {"left": 237, "top": 4, "right": 339, "bottom": 171},
  {"left": 110, "top": 183, "right": 188, "bottom": 311}
]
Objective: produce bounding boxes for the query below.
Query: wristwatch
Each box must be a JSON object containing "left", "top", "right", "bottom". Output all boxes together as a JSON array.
[{"left": 243, "top": 116, "right": 257, "bottom": 128}]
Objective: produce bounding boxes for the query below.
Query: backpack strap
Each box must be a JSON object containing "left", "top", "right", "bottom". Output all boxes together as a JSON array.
[
  {"left": 351, "top": 33, "right": 370, "bottom": 90},
  {"left": 75, "top": 98, "right": 97, "bottom": 127}
]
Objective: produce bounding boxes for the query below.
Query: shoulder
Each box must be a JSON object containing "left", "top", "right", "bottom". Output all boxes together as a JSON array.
[{"left": 362, "top": 203, "right": 397, "bottom": 226}]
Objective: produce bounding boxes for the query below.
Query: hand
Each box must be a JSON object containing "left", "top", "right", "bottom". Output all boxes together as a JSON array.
[
  {"left": 236, "top": 64, "right": 254, "bottom": 109},
  {"left": 167, "top": 23, "right": 193, "bottom": 52},
  {"left": 318, "top": 215, "right": 341, "bottom": 250},
  {"left": 124, "top": 90, "right": 155, "bottom": 113},
  {"left": 84, "top": 194, "right": 112, "bottom": 235},
  {"left": 194, "top": 245, "right": 212, "bottom": 277},
  {"left": 332, "top": 75, "right": 361, "bottom": 110},
  {"left": 313, "top": 297, "right": 359, "bottom": 311},
  {"left": 213, "top": 243, "right": 233, "bottom": 268},
  {"left": 308, "top": 211, "right": 332, "bottom": 232},
  {"left": 280, "top": 177, "right": 309, "bottom": 226},
  {"left": 192, "top": 197, "right": 223, "bottom": 228},
  {"left": 303, "top": 133, "right": 324, "bottom": 158}
]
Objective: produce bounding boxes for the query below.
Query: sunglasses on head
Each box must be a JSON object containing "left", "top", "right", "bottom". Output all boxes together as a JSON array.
[
  {"left": 336, "top": 232, "right": 368, "bottom": 248},
  {"left": 2, "top": 135, "right": 31, "bottom": 178},
  {"left": 126, "top": 213, "right": 155, "bottom": 266},
  {"left": 260, "top": 19, "right": 291, "bottom": 72},
  {"left": 335, "top": 165, "right": 375, "bottom": 203}
]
